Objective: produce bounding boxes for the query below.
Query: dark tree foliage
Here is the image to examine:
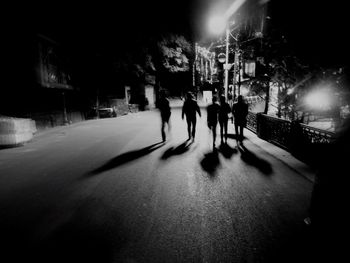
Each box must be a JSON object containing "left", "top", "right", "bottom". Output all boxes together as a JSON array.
[{"left": 112, "top": 33, "right": 194, "bottom": 98}]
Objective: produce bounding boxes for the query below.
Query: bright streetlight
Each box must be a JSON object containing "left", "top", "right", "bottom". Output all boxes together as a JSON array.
[
  {"left": 208, "top": 16, "right": 233, "bottom": 100},
  {"left": 207, "top": 0, "right": 247, "bottom": 100},
  {"left": 304, "top": 88, "right": 335, "bottom": 111},
  {"left": 208, "top": 16, "right": 226, "bottom": 35}
]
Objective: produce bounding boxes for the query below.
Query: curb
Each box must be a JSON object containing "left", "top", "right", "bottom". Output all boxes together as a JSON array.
[{"left": 246, "top": 129, "right": 316, "bottom": 183}]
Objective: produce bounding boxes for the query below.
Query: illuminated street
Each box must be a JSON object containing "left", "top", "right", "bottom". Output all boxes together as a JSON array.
[
  {"left": 1, "top": 0, "right": 349, "bottom": 262},
  {"left": 0, "top": 107, "right": 316, "bottom": 263}
]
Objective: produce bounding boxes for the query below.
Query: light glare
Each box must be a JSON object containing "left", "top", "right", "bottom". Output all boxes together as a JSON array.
[
  {"left": 305, "top": 89, "right": 333, "bottom": 110},
  {"left": 208, "top": 16, "right": 226, "bottom": 35}
]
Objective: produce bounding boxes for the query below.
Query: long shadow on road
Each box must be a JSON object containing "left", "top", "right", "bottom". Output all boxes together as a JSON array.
[
  {"left": 200, "top": 144, "right": 237, "bottom": 176},
  {"left": 218, "top": 143, "right": 238, "bottom": 159},
  {"left": 238, "top": 143, "right": 273, "bottom": 175},
  {"left": 87, "top": 142, "right": 165, "bottom": 176},
  {"left": 160, "top": 140, "right": 193, "bottom": 160},
  {"left": 200, "top": 149, "right": 220, "bottom": 176}
]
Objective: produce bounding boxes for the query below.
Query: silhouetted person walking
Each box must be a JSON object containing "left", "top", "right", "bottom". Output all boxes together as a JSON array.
[
  {"left": 232, "top": 95, "right": 248, "bottom": 143},
  {"left": 156, "top": 90, "right": 171, "bottom": 142},
  {"left": 182, "top": 92, "right": 201, "bottom": 141},
  {"left": 207, "top": 96, "right": 220, "bottom": 148},
  {"left": 219, "top": 95, "right": 231, "bottom": 144}
]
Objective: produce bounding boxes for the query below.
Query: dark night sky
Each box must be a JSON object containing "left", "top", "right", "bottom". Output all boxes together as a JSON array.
[
  {"left": 9, "top": 0, "right": 350, "bottom": 68},
  {"left": 268, "top": 0, "right": 349, "bottom": 68}
]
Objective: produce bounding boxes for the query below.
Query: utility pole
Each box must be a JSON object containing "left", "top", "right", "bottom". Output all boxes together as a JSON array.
[
  {"left": 193, "top": 43, "right": 197, "bottom": 89},
  {"left": 224, "top": 27, "right": 230, "bottom": 100},
  {"left": 238, "top": 50, "right": 241, "bottom": 96},
  {"left": 233, "top": 49, "right": 238, "bottom": 100}
]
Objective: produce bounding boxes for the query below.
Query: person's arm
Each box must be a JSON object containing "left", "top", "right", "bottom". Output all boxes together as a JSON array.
[{"left": 197, "top": 103, "right": 201, "bottom": 117}]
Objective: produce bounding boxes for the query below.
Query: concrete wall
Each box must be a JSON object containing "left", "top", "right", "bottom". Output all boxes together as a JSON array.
[
  {"left": 0, "top": 117, "right": 36, "bottom": 147},
  {"left": 29, "top": 111, "right": 85, "bottom": 131}
]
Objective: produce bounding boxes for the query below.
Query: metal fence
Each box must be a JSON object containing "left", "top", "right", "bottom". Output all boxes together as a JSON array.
[
  {"left": 246, "top": 112, "right": 258, "bottom": 133},
  {"left": 299, "top": 123, "right": 335, "bottom": 144},
  {"left": 246, "top": 112, "right": 336, "bottom": 152}
]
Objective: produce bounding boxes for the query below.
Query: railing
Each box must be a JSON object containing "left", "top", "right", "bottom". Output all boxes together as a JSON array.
[
  {"left": 299, "top": 123, "right": 335, "bottom": 144},
  {"left": 246, "top": 112, "right": 336, "bottom": 152},
  {"left": 259, "top": 114, "right": 292, "bottom": 149},
  {"left": 246, "top": 112, "right": 257, "bottom": 133}
]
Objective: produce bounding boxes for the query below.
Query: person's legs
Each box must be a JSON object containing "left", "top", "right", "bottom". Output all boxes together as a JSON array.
[
  {"left": 234, "top": 123, "right": 239, "bottom": 142},
  {"left": 165, "top": 113, "right": 171, "bottom": 134},
  {"left": 224, "top": 120, "right": 228, "bottom": 143},
  {"left": 161, "top": 119, "right": 166, "bottom": 141},
  {"left": 240, "top": 125, "right": 244, "bottom": 141},
  {"left": 186, "top": 119, "right": 191, "bottom": 139},
  {"left": 219, "top": 121, "right": 224, "bottom": 143},
  {"left": 167, "top": 118, "right": 171, "bottom": 132},
  {"left": 192, "top": 118, "right": 197, "bottom": 140}
]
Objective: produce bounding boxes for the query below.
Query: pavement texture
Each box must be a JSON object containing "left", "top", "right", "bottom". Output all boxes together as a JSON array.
[{"left": 0, "top": 107, "right": 321, "bottom": 263}]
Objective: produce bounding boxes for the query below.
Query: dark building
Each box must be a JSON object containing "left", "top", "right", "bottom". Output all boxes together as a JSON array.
[{"left": 1, "top": 33, "right": 86, "bottom": 130}]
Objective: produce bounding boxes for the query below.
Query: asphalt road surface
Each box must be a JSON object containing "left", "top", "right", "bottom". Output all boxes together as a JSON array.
[{"left": 0, "top": 107, "right": 315, "bottom": 263}]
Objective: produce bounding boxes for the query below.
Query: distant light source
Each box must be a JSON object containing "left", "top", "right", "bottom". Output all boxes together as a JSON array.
[
  {"left": 208, "top": 16, "right": 226, "bottom": 35},
  {"left": 305, "top": 88, "right": 334, "bottom": 111}
]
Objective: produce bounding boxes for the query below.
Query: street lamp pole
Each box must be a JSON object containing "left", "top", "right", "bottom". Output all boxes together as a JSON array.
[
  {"left": 224, "top": 27, "right": 230, "bottom": 100},
  {"left": 233, "top": 47, "right": 239, "bottom": 99}
]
